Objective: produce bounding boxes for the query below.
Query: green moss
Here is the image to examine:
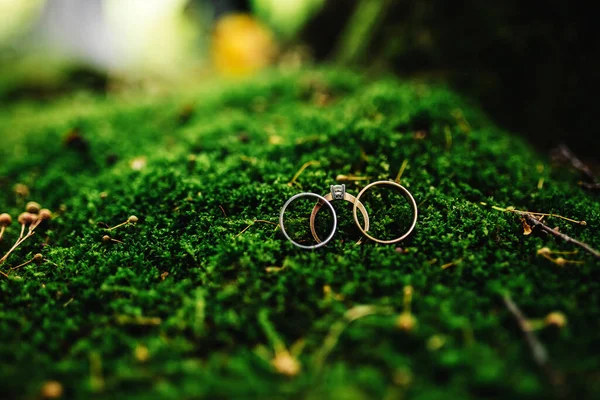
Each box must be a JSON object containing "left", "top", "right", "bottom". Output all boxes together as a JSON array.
[{"left": 0, "top": 68, "right": 598, "bottom": 399}]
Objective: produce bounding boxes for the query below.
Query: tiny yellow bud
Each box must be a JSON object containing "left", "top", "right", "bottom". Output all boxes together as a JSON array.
[
  {"left": 40, "top": 380, "right": 63, "bottom": 399},
  {"left": 135, "top": 345, "right": 150, "bottom": 362},
  {"left": 555, "top": 257, "right": 567, "bottom": 267},
  {"left": 128, "top": 215, "right": 138, "bottom": 223},
  {"left": 545, "top": 312, "right": 567, "bottom": 328},
  {"left": 272, "top": 351, "right": 301, "bottom": 377},
  {"left": 537, "top": 247, "right": 551, "bottom": 255},
  {"left": 13, "top": 183, "right": 29, "bottom": 198},
  {"left": 396, "top": 313, "right": 417, "bottom": 332}
]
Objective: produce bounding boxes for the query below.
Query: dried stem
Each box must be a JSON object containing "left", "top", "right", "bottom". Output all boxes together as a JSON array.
[
  {"left": 492, "top": 206, "right": 586, "bottom": 225},
  {"left": 580, "top": 182, "right": 600, "bottom": 190},
  {"left": 314, "top": 305, "right": 394, "bottom": 370},
  {"left": 492, "top": 205, "right": 598, "bottom": 259},
  {"left": 0, "top": 225, "right": 34, "bottom": 265},
  {"left": 394, "top": 160, "right": 409, "bottom": 183},
  {"left": 9, "top": 258, "right": 34, "bottom": 272},
  {"left": 336, "top": 174, "right": 370, "bottom": 182},
  {"left": 556, "top": 144, "right": 597, "bottom": 183},
  {"left": 525, "top": 214, "right": 600, "bottom": 259},
  {"left": 503, "top": 294, "right": 567, "bottom": 397},
  {"left": 503, "top": 294, "right": 548, "bottom": 366},
  {"left": 288, "top": 160, "right": 320, "bottom": 188},
  {"left": 235, "top": 220, "right": 279, "bottom": 238},
  {"left": 107, "top": 221, "right": 128, "bottom": 231}
]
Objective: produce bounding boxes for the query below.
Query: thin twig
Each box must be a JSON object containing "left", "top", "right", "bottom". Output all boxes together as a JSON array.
[
  {"left": 0, "top": 229, "right": 34, "bottom": 265},
  {"left": 336, "top": 174, "right": 370, "bottom": 182},
  {"left": 503, "top": 294, "right": 548, "bottom": 366},
  {"left": 441, "top": 258, "right": 463, "bottom": 270},
  {"left": 492, "top": 206, "right": 586, "bottom": 225},
  {"left": 503, "top": 294, "right": 567, "bottom": 397},
  {"left": 525, "top": 214, "right": 600, "bottom": 259},
  {"left": 235, "top": 220, "right": 279, "bottom": 238},
  {"left": 491, "top": 205, "right": 598, "bottom": 259},
  {"left": 556, "top": 144, "right": 597, "bottom": 183},
  {"left": 9, "top": 258, "right": 34, "bottom": 272},
  {"left": 314, "top": 305, "right": 394, "bottom": 370},
  {"left": 288, "top": 161, "right": 320, "bottom": 188},
  {"left": 107, "top": 221, "right": 127, "bottom": 231},
  {"left": 579, "top": 182, "right": 600, "bottom": 190}
]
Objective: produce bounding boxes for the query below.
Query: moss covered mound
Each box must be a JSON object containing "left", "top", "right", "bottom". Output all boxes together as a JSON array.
[{"left": 0, "top": 69, "right": 598, "bottom": 399}]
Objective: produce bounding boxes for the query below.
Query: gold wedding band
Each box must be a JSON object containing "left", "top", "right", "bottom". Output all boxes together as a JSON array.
[{"left": 352, "top": 180, "right": 418, "bottom": 244}]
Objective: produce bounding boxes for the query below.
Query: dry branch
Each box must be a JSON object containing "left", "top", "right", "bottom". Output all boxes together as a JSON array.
[
  {"left": 556, "top": 144, "right": 597, "bottom": 183},
  {"left": 524, "top": 214, "right": 600, "bottom": 259},
  {"left": 503, "top": 294, "right": 567, "bottom": 397}
]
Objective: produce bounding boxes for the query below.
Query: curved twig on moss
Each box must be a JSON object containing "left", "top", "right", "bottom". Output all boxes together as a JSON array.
[
  {"left": 525, "top": 214, "right": 600, "bottom": 259},
  {"left": 288, "top": 160, "right": 320, "bottom": 188},
  {"left": 491, "top": 205, "right": 599, "bottom": 259}
]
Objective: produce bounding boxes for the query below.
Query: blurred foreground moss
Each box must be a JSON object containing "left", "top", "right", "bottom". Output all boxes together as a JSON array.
[{"left": 0, "top": 68, "right": 599, "bottom": 399}]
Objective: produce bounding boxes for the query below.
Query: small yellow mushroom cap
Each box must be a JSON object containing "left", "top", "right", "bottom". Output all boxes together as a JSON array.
[
  {"left": 26, "top": 201, "right": 41, "bottom": 213},
  {"left": 38, "top": 209, "right": 52, "bottom": 221},
  {"left": 18, "top": 212, "right": 36, "bottom": 225},
  {"left": 0, "top": 213, "right": 12, "bottom": 226},
  {"left": 128, "top": 215, "right": 139, "bottom": 223},
  {"left": 13, "top": 183, "right": 29, "bottom": 197}
]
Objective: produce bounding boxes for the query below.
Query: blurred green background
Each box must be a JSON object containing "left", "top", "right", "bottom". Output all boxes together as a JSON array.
[{"left": 1, "top": 0, "right": 597, "bottom": 160}]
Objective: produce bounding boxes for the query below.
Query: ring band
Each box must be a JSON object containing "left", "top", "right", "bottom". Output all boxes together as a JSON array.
[
  {"left": 280, "top": 192, "right": 337, "bottom": 249},
  {"left": 352, "top": 180, "right": 418, "bottom": 244},
  {"left": 309, "top": 184, "right": 370, "bottom": 244}
]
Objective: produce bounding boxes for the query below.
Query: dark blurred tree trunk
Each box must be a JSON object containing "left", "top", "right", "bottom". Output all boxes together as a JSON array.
[{"left": 302, "top": 0, "right": 599, "bottom": 160}]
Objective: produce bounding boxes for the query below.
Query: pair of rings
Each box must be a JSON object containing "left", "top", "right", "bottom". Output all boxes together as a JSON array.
[{"left": 279, "top": 181, "right": 418, "bottom": 249}]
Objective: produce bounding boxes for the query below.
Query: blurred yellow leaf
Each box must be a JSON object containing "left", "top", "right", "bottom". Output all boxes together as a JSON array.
[{"left": 212, "top": 14, "right": 277, "bottom": 76}]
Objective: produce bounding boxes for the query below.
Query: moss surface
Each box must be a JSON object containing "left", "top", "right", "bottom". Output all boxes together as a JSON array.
[{"left": 0, "top": 69, "right": 599, "bottom": 399}]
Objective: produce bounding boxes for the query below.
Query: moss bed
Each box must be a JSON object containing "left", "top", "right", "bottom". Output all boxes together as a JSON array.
[{"left": 0, "top": 69, "right": 599, "bottom": 399}]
